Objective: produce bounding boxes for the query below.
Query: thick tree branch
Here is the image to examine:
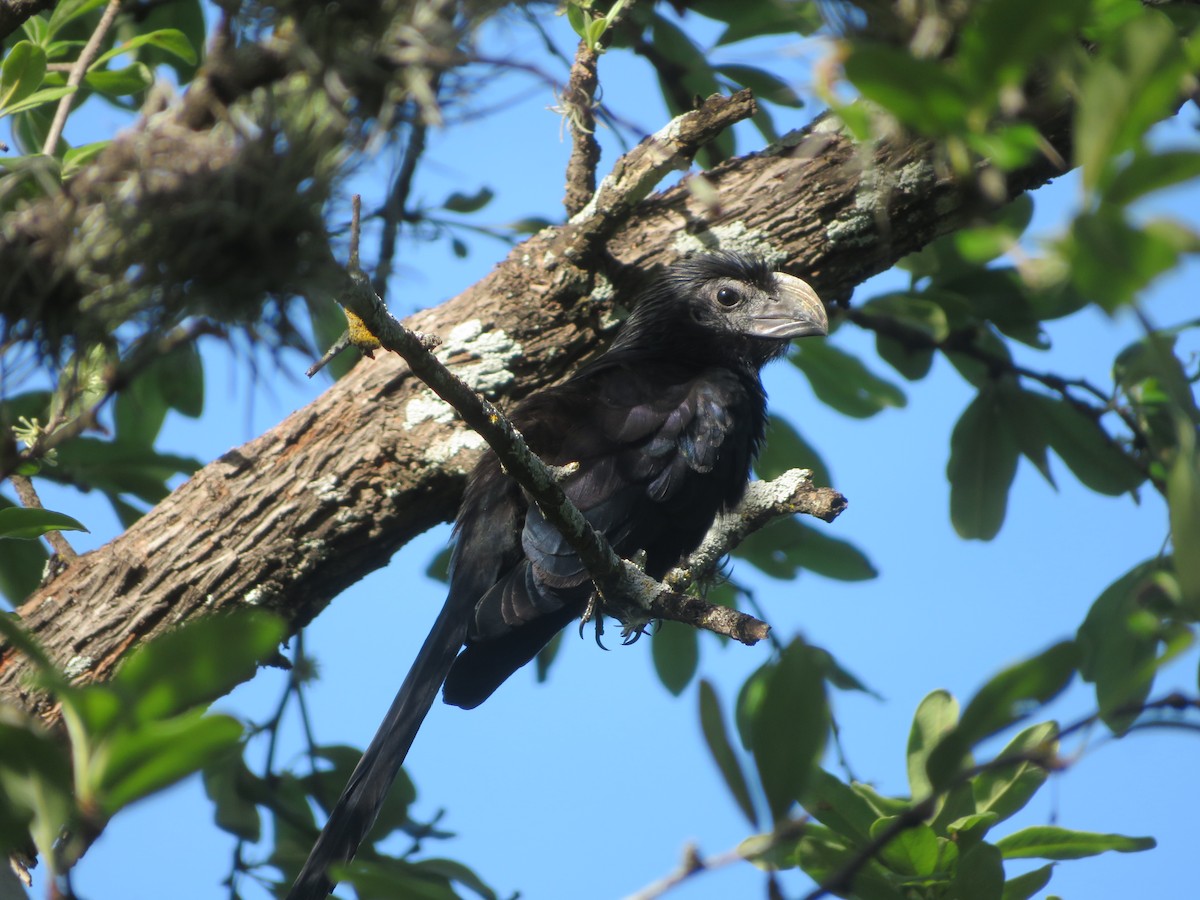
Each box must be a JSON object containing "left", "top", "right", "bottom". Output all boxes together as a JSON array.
[{"left": 0, "top": 77, "right": 1080, "bottom": 724}]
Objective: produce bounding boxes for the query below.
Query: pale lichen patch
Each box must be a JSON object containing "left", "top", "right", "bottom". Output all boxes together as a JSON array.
[{"left": 673, "top": 223, "right": 785, "bottom": 265}]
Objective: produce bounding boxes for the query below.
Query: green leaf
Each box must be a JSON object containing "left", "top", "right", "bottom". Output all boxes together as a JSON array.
[
  {"left": 956, "top": 0, "right": 1090, "bottom": 96},
  {"left": 714, "top": 64, "right": 802, "bottom": 107},
  {"left": 1075, "top": 11, "right": 1187, "bottom": 192},
  {"left": 735, "top": 517, "right": 876, "bottom": 582},
  {"left": 51, "top": 342, "right": 116, "bottom": 424},
  {"left": 424, "top": 544, "right": 452, "bottom": 584},
  {"left": 46, "top": 0, "right": 108, "bottom": 39},
  {"left": 410, "top": 858, "right": 498, "bottom": 900},
  {"left": 749, "top": 638, "right": 828, "bottom": 822},
  {"left": 0, "top": 501, "right": 49, "bottom": 602},
  {"left": 202, "top": 752, "right": 263, "bottom": 842},
  {"left": 1001, "top": 863, "right": 1055, "bottom": 900},
  {"left": 1012, "top": 389, "right": 1145, "bottom": 495},
  {"left": 157, "top": 341, "right": 204, "bottom": 417},
  {"left": 96, "top": 711, "right": 244, "bottom": 814},
  {"left": 89, "top": 29, "right": 197, "bottom": 69},
  {"left": 111, "top": 611, "right": 285, "bottom": 725},
  {"left": 708, "top": 0, "right": 822, "bottom": 44},
  {"left": 566, "top": 3, "right": 587, "bottom": 40},
  {"left": 800, "top": 767, "right": 879, "bottom": 844},
  {"left": 60, "top": 139, "right": 109, "bottom": 178},
  {"left": 1067, "top": 208, "right": 1180, "bottom": 311},
  {"left": 845, "top": 43, "right": 970, "bottom": 134},
  {"left": 699, "top": 679, "right": 758, "bottom": 827},
  {"left": 0, "top": 506, "right": 88, "bottom": 540},
  {"left": 441, "top": 186, "right": 493, "bottom": 214},
  {"left": 995, "top": 827, "right": 1155, "bottom": 861},
  {"left": 0, "top": 84, "right": 74, "bottom": 118},
  {"left": 906, "top": 690, "right": 959, "bottom": 802},
  {"left": 1, "top": 42, "right": 48, "bottom": 112},
  {"left": 756, "top": 415, "right": 831, "bottom": 487},
  {"left": 84, "top": 63, "right": 154, "bottom": 97},
  {"left": 1077, "top": 559, "right": 1171, "bottom": 732},
  {"left": 850, "top": 781, "right": 911, "bottom": 819},
  {"left": 339, "top": 857, "right": 460, "bottom": 900},
  {"left": 927, "top": 642, "right": 1076, "bottom": 790},
  {"left": 862, "top": 293, "right": 951, "bottom": 342},
  {"left": 810, "top": 645, "right": 881, "bottom": 698},
  {"left": 651, "top": 619, "right": 698, "bottom": 695},
  {"left": 994, "top": 382, "right": 1056, "bottom": 488},
  {"left": 946, "top": 384, "right": 1020, "bottom": 540},
  {"left": 870, "top": 817, "right": 943, "bottom": 877},
  {"left": 953, "top": 195, "right": 1035, "bottom": 263},
  {"left": 47, "top": 438, "right": 200, "bottom": 505},
  {"left": 1107, "top": 150, "right": 1200, "bottom": 205},
  {"left": 952, "top": 842, "right": 1004, "bottom": 900},
  {"left": 785, "top": 829, "right": 905, "bottom": 900},
  {"left": 1168, "top": 421, "right": 1200, "bottom": 614},
  {"left": 790, "top": 342, "right": 906, "bottom": 419},
  {"left": 971, "top": 721, "right": 1057, "bottom": 823},
  {"left": 114, "top": 370, "right": 170, "bottom": 446}
]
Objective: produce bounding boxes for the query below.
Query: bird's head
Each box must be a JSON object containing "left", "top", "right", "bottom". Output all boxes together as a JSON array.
[{"left": 618, "top": 251, "right": 828, "bottom": 369}]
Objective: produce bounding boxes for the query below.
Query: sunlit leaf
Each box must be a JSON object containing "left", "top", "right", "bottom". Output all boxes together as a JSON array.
[
  {"left": 845, "top": 43, "right": 970, "bottom": 134},
  {"left": 89, "top": 28, "right": 197, "bottom": 69},
  {"left": 85, "top": 63, "right": 154, "bottom": 97},
  {"left": 800, "top": 767, "right": 878, "bottom": 844},
  {"left": 111, "top": 611, "right": 286, "bottom": 725},
  {"left": 1107, "top": 150, "right": 1200, "bottom": 205},
  {"left": 0, "top": 506, "right": 88, "bottom": 540},
  {"left": 995, "top": 826, "right": 1155, "bottom": 860},
  {"left": 1000, "top": 863, "right": 1054, "bottom": 900},
  {"left": 61, "top": 140, "right": 109, "bottom": 178},
  {"left": 0, "top": 41, "right": 47, "bottom": 112},
  {"left": 1075, "top": 12, "right": 1187, "bottom": 191},
  {"left": 96, "top": 711, "right": 244, "bottom": 814},
  {"left": 926, "top": 642, "right": 1076, "bottom": 790},
  {"left": 971, "top": 721, "right": 1057, "bottom": 823},
  {"left": 906, "top": 690, "right": 958, "bottom": 802}
]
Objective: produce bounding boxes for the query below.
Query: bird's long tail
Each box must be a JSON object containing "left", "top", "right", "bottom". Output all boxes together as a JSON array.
[{"left": 285, "top": 600, "right": 468, "bottom": 900}]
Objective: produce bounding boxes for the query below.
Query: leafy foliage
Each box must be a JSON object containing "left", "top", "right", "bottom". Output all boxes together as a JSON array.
[{"left": 2, "top": 0, "right": 1200, "bottom": 898}]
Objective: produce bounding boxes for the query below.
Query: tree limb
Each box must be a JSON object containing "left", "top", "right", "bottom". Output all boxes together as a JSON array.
[{"left": 0, "top": 79, "right": 1079, "bottom": 724}]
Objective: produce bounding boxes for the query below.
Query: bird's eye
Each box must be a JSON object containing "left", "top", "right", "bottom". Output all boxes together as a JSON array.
[{"left": 716, "top": 287, "right": 742, "bottom": 307}]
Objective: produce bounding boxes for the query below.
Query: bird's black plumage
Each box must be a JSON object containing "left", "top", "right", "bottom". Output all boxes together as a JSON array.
[{"left": 287, "top": 252, "right": 826, "bottom": 899}]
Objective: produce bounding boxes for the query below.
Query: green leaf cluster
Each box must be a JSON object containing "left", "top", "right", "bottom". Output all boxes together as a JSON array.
[{"left": 0, "top": 611, "right": 282, "bottom": 875}]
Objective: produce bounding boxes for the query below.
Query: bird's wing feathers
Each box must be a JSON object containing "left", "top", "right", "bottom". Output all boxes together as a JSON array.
[{"left": 468, "top": 365, "right": 748, "bottom": 640}]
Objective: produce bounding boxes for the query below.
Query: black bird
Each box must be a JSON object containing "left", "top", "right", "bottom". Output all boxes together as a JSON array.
[{"left": 287, "top": 251, "right": 827, "bottom": 899}]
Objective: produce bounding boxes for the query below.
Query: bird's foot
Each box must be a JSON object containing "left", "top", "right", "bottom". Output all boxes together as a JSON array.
[{"left": 579, "top": 593, "right": 609, "bottom": 649}]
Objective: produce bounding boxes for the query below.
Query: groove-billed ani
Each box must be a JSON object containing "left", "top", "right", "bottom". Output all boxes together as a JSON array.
[{"left": 287, "top": 252, "right": 827, "bottom": 899}]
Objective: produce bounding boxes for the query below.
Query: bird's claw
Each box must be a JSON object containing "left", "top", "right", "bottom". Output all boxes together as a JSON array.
[{"left": 579, "top": 593, "right": 608, "bottom": 649}]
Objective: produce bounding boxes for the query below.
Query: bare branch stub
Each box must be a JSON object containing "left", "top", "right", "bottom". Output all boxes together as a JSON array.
[{"left": 562, "top": 39, "right": 601, "bottom": 218}]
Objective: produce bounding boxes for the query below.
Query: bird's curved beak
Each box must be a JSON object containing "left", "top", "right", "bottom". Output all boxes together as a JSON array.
[{"left": 748, "top": 272, "right": 828, "bottom": 340}]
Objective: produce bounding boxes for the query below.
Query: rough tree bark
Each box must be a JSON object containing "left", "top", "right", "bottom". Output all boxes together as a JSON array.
[{"left": 0, "top": 101, "right": 1076, "bottom": 726}]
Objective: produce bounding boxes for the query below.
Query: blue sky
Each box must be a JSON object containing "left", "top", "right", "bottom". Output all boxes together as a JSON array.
[{"left": 11, "top": 7, "right": 1200, "bottom": 899}]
